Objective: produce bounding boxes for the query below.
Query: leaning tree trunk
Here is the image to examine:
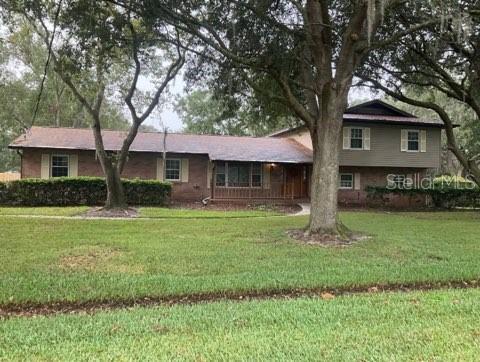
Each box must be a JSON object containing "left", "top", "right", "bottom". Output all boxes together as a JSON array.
[
  {"left": 103, "top": 164, "right": 127, "bottom": 209},
  {"left": 308, "top": 115, "right": 344, "bottom": 235}
]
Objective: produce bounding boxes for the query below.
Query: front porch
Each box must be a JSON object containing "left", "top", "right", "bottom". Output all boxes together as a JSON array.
[{"left": 210, "top": 161, "right": 310, "bottom": 202}]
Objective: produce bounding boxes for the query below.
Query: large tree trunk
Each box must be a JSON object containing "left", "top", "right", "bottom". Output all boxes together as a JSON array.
[
  {"left": 91, "top": 122, "right": 128, "bottom": 210},
  {"left": 308, "top": 115, "right": 344, "bottom": 235},
  {"left": 104, "top": 164, "right": 127, "bottom": 209},
  {"left": 442, "top": 113, "right": 480, "bottom": 186}
]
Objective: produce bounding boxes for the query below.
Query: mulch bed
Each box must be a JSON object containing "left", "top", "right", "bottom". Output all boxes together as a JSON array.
[
  {"left": 168, "top": 201, "right": 302, "bottom": 214},
  {"left": 287, "top": 229, "right": 370, "bottom": 247},
  {"left": 82, "top": 207, "right": 139, "bottom": 218},
  {"left": 80, "top": 203, "right": 300, "bottom": 218}
]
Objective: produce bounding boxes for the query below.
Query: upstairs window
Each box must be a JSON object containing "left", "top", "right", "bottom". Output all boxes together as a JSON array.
[
  {"left": 51, "top": 155, "right": 69, "bottom": 177},
  {"left": 407, "top": 130, "right": 420, "bottom": 151},
  {"left": 165, "top": 159, "right": 181, "bottom": 181},
  {"left": 343, "top": 127, "right": 370, "bottom": 150},
  {"left": 402, "top": 129, "right": 426, "bottom": 152},
  {"left": 350, "top": 128, "right": 363, "bottom": 149}
]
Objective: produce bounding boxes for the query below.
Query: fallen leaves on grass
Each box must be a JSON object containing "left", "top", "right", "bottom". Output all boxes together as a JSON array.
[{"left": 320, "top": 292, "right": 335, "bottom": 300}]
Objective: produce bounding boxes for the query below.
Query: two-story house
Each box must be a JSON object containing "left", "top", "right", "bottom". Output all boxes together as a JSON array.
[{"left": 9, "top": 100, "right": 443, "bottom": 206}]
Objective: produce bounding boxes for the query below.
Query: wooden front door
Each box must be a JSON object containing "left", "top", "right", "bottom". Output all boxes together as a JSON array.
[{"left": 284, "top": 165, "right": 308, "bottom": 198}]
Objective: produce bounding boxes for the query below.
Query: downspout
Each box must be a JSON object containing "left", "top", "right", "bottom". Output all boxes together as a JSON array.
[
  {"left": 202, "top": 160, "right": 213, "bottom": 205},
  {"left": 16, "top": 149, "right": 23, "bottom": 178},
  {"left": 162, "top": 127, "right": 168, "bottom": 180}
]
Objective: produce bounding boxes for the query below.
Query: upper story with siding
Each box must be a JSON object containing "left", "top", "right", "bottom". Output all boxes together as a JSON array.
[{"left": 270, "top": 100, "right": 443, "bottom": 169}]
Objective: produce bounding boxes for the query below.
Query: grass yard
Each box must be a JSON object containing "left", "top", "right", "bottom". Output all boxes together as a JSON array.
[
  {"left": 139, "top": 207, "right": 280, "bottom": 218},
  {"left": 0, "top": 206, "right": 279, "bottom": 218},
  {"left": 2, "top": 289, "right": 480, "bottom": 360},
  {"left": 0, "top": 206, "right": 88, "bottom": 216},
  {"left": 1, "top": 209, "right": 479, "bottom": 304}
]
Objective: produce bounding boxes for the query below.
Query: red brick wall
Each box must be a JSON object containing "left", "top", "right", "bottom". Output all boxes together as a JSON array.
[
  {"left": 338, "top": 166, "right": 429, "bottom": 208},
  {"left": 21, "top": 149, "right": 210, "bottom": 201},
  {"left": 21, "top": 149, "right": 42, "bottom": 178},
  {"left": 168, "top": 153, "right": 210, "bottom": 201},
  {"left": 20, "top": 148, "right": 431, "bottom": 207}
]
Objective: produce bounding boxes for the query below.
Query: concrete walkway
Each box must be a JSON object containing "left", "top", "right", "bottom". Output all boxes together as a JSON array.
[{"left": 294, "top": 203, "right": 311, "bottom": 216}]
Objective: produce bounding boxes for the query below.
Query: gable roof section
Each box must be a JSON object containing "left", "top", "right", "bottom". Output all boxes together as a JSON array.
[
  {"left": 10, "top": 127, "right": 313, "bottom": 164},
  {"left": 345, "top": 99, "right": 416, "bottom": 117},
  {"left": 269, "top": 100, "right": 444, "bottom": 137}
]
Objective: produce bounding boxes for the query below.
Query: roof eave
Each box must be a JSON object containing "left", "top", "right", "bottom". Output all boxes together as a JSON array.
[
  {"left": 344, "top": 118, "right": 445, "bottom": 128},
  {"left": 210, "top": 158, "right": 312, "bottom": 164}
]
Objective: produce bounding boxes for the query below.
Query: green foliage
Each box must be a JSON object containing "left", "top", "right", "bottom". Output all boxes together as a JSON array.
[
  {"left": 0, "top": 177, "right": 171, "bottom": 206},
  {"left": 386, "top": 90, "right": 480, "bottom": 160},
  {"left": 0, "top": 22, "right": 130, "bottom": 172},
  {"left": 176, "top": 90, "right": 296, "bottom": 136},
  {"left": 433, "top": 175, "right": 476, "bottom": 186},
  {"left": 366, "top": 185, "right": 480, "bottom": 209}
]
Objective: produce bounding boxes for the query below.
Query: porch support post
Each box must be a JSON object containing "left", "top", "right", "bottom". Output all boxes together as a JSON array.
[{"left": 211, "top": 162, "right": 215, "bottom": 200}]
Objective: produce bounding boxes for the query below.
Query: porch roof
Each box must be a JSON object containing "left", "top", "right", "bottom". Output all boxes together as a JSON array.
[{"left": 10, "top": 126, "right": 313, "bottom": 164}]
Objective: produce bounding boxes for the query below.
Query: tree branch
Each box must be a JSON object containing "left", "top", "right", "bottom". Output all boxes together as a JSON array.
[{"left": 362, "top": 76, "right": 480, "bottom": 184}]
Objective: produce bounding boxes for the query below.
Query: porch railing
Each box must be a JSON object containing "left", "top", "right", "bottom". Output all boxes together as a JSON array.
[{"left": 213, "top": 181, "right": 305, "bottom": 200}]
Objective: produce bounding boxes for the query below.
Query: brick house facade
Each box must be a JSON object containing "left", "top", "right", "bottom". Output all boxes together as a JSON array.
[{"left": 10, "top": 100, "right": 445, "bottom": 207}]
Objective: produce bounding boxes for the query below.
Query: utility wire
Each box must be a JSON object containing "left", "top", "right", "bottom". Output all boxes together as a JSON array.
[{"left": 30, "top": 0, "right": 63, "bottom": 128}]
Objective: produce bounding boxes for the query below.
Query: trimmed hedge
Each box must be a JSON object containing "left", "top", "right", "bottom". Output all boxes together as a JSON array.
[
  {"left": 0, "top": 177, "right": 171, "bottom": 206},
  {"left": 366, "top": 185, "right": 480, "bottom": 209}
]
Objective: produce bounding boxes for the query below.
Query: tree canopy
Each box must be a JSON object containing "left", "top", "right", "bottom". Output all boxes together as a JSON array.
[
  {"left": 1, "top": 0, "right": 185, "bottom": 207},
  {"left": 176, "top": 90, "right": 297, "bottom": 136},
  {"left": 359, "top": 0, "right": 480, "bottom": 184},
  {"left": 0, "top": 22, "right": 129, "bottom": 171},
  {"left": 132, "top": 0, "right": 450, "bottom": 235}
]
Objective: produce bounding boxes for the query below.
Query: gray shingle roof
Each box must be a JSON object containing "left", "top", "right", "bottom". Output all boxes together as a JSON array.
[
  {"left": 10, "top": 127, "right": 313, "bottom": 164},
  {"left": 269, "top": 100, "right": 444, "bottom": 137}
]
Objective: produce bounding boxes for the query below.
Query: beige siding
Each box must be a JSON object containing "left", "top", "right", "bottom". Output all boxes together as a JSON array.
[
  {"left": 279, "top": 123, "right": 441, "bottom": 169},
  {"left": 340, "top": 122, "right": 441, "bottom": 168},
  {"left": 285, "top": 129, "right": 313, "bottom": 149}
]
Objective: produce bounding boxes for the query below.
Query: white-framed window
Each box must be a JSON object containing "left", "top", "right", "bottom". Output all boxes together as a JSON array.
[
  {"left": 339, "top": 173, "right": 354, "bottom": 189},
  {"left": 51, "top": 155, "right": 69, "bottom": 177},
  {"left": 407, "top": 130, "right": 420, "bottom": 152},
  {"left": 165, "top": 159, "right": 181, "bottom": 181},
  {"left": 343, "top": 127, "right": 370, "bottom": 150},
  {"left": 402, "top": 129, "right": 426, "bottom": 152},
  {"left": 350, "top": 128, "right": 363, "bottom": 149}
]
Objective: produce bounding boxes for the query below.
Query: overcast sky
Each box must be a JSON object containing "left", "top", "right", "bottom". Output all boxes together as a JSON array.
[{"left": 147, "top": 75, "right": 377, "bottom": 133}]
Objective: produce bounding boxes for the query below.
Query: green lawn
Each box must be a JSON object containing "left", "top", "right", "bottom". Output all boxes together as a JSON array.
[
  {"left": 0, "top": 206, "right": 280, "bottom": 218},
  {"left": 2, "top": 289, "right": 480, "bottom": 360},
  {"left": 0, "top": 206, "right": 88, "bottom": 216},
  {"left": 1, "top": 210, "right": 479, "bottom": 305},
  {"left": 139, "top": 207, "right": 280, "bottom": 218}
]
